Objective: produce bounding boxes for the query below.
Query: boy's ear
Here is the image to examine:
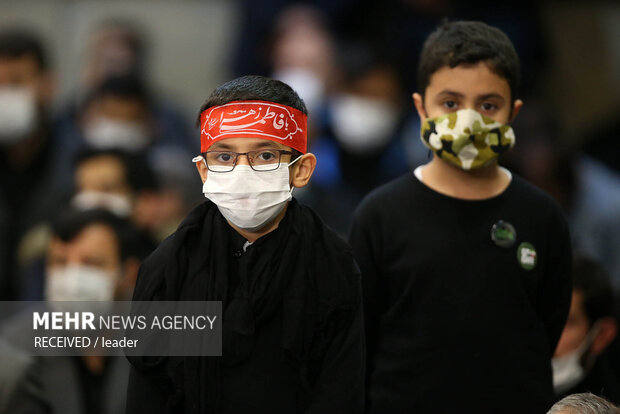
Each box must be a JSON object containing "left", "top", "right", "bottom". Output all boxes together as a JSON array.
[
  {"left": 195, "top": 159, "right": 208, "bottom": 183},
  {"left": 510, "top": 99, "right": 524, "bottom": 123},
  {"left": 290, "top": 153, "right": 316, "bottom": 189},
  {"left": 412, "top": 92, "right": 427, "bottom": 120}
]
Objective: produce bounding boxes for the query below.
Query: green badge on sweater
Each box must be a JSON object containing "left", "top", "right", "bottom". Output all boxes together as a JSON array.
[{"left": 517, "top": 242, "right": 537, "bottom": 270}]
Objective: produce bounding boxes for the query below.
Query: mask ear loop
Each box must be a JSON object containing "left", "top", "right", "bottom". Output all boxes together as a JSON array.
[
  {"left": 192, "top": 155, "right": 208, "bottom": 168},
  {"left": 287, "top": 154, "right": 304, "bottom": 194},
  {"left": 288, "top": 154, "right": 303, "bottom": 167}
]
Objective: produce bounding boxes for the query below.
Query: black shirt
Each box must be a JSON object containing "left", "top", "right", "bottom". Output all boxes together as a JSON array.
[{"left": 349, "top": 172, "right": 572, "bottom": 413}]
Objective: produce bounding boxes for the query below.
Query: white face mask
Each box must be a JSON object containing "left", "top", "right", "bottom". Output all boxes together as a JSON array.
[
  {"left": 45, "top": 264, "right": 117, "bottom": 302},
  {"left": 71, "top": 190, "right": 133, "bottom": 218},
  {"left": 200, "top": 156, "right": 301, "bottom": 232},
  {"left": 552, "top": 323, "right": 600, "bottom": 394},
  {"left": 84, "top": 116, "right": 150, "bottom": 151},
  {"left": 0, "top": 87, "right": 37, "bottom": 143},
  {"left": 331, "top": 94, "right": 398, "bottom": 153}
]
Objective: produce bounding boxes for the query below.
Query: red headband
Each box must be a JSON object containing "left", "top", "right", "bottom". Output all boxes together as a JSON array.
[{"left": 200, "top": 100, "right": 307, "bottom": 153}]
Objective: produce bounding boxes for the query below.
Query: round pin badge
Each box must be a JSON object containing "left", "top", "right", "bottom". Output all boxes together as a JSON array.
[
  {"left": 517, "top": 242, "right": 537, "bottom": 270},
  {"left": 491, "top": 220, "right": 517, "bottom": 248}
]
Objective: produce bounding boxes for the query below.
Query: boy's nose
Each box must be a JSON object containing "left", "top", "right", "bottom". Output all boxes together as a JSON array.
[{"left": 236, "top": 153, "right": 251, "bottom": 166}]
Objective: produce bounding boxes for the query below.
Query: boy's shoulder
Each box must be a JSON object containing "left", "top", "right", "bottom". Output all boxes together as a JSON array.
[{"left": 509, "top": 174, "right": 566, "bottom": 217}]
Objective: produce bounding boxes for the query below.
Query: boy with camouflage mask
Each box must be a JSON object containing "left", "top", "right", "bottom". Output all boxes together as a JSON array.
[{"left": 349, "top": 21, "right": 572, "bottom": 413}]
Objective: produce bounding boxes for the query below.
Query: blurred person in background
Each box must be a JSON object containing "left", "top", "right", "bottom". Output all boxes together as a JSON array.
[
  {"left": 298, "top": 44, "right": 410, "bottom": 235},
  {"left": 0, "top": 339, "right": 31, "bottom": 413},
  {"left": 231, "top": 0, "right": 358, "bottom": 78},
  {"left": 55, "top": 74, "right": 196, "bottom": 199},
  {"left": 2, "top": 208, "right": 145, "bottom": 414},
  {"left": 553, "top": 255, "right": 620, "bottom": 403},
  {"left": 53, "top": 19, "right": 198, "bottom": 207},
  {"left": 0, "top": 28, "right": 62, "bottom": 301},
  {"left": 79, "top": 18, "right": 147, "bottom": 94},
  {"left": 80, "top": 74, "right": 155, "bottom": 153},
  {"left": 338, "top": 0, "right": 548, "bottom": 97},
  {"left": 586, "top": 108, "right": 620, "bottom": 175},
  {"left": 72, "top": 148, "right": 181, "bottom": 242},
  {"left": 19, "top": 148, "right": 166, "bottom": 300},
  {"left": 270, "top": 5, "right": 336, "bottom": 120}
]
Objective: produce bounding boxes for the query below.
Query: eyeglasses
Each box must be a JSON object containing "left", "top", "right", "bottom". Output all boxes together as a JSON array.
[{"left": 201, "top": 149, "right": 294, "bottom": 172}]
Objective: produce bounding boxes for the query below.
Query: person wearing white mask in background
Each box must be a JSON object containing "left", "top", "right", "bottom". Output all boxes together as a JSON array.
[
  {"left": 80, "top": 74, "right": 153, "bottom": 153},
  {"left": 1, "top": 208, "right": 143, "bottom": 414},
  {"left": 18, "top": 149, "right": 164, "bottom": 301},
  {"left": 72, "top": 148, "right": 178, "bottom": 244},
  {"left": 53, "top": 18, "right": 197, "bottom": 196},
  {"left": 296, "top": 45, "right": 410, "bottom": 236},
  {"left": 552, "top": 256, "right": 620, "bottom": 403},
  {"left": 270, "top": 5, "right": 335, "bottom": 120},
  {"left": 0, "top": 29, "right": 61, "bottom": 302},
  {"left": 52, "top": 73, "right": 199, "bottom": 212},
  {"left": 126, "top": 75, "right": 364, "bottom": 414}
]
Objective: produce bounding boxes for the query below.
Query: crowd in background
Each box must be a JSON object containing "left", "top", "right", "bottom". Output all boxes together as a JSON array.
[{"left": 0, "top": 0, "right": 618, "bottom": 413}]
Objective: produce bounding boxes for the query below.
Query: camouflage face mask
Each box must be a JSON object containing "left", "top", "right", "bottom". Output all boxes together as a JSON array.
[{"left": 420, "top": 108, "right": 516, "bottom": 170}]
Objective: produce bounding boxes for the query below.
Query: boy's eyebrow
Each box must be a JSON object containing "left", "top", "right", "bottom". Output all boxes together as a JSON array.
[
  {"left": 436, "top": 90, "right": 465, "bottom": 99},
  {"left": 209, "top": 142, "right": 233, "bottom": 151},
  {"left": 252, "top": 141, "right": 281, "bottom": 149},
  {"left": 476, "top": 93, "right": 505, "bottom": 102}
]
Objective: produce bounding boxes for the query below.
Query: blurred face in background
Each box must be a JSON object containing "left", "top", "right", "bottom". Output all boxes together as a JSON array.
[
  {"left": 72, "top": 152, "right": 180, "bottom": 241},
  {"left": 0, "top": 52, "right": 52, "bottom": 143},
  {"left": 82, "top": 24, "right": 143, "bottom": 91},
  {"left": 81, "top": 93, "right": 152, "bottom": 151},
  {"left": 73, "top": 154, "right": 134, "bottom": 217},
  {"left": 271, "top": 5, "right": 335, "bottom": 120},
  {"left": 331, "top": 66, "right": 402, "bottom": 154},
  {"left": 45, "top": 223, "right": 123, "bottom": 302}
]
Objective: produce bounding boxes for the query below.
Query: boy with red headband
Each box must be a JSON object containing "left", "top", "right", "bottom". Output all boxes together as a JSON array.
[{"left": 126, "top": 75, "right": 364, "bottom": 414}]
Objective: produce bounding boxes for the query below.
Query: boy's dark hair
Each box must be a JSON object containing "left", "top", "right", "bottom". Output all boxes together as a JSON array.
[
  {"left": 417, "top": 21, "right": 520, "bottom": 101},
  {"left": 573, "top": 255, "right": 614, "bottom": 325},
  {"left": 196, "top": 75, "right": 307, "bottom": 158},
  {"left": 0, "top": 28, "right": 48, "bottom": 71},
  {"left": 74, "top": 148, "right": 159, "bottom": 193},
  {"left": 51, "top": 208, "right": 144, "bottom": 262},
  {"left": 197, "top": 75, "right": 307, "bottom": 123}
]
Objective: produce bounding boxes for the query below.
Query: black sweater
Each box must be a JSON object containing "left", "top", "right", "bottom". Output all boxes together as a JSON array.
[
  {"left": 126, "top": 199, "right": 365, "bottom": 414},
  {"left": 349, "top": 172, "right": 572, "bottom": 414}
]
